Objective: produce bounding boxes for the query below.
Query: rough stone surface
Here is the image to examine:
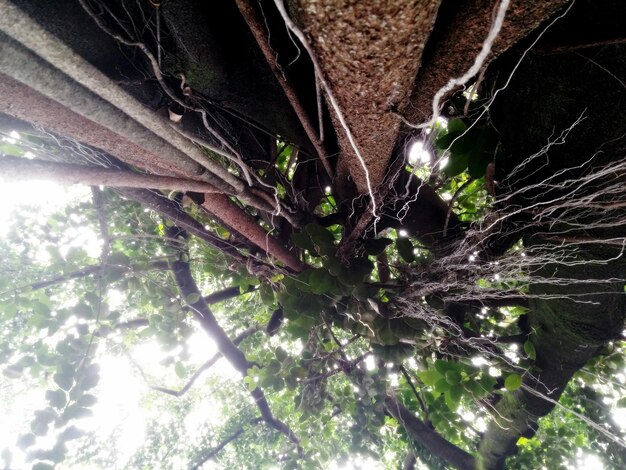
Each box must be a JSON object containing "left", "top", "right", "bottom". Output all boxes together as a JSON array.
[{"left": 291, "top": 0, "right": 442, "bottom": 194}]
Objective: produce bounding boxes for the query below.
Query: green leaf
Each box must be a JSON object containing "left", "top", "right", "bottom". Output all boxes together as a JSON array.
[
  {"left": 290, "top": 366, "right": 308, "bottom": 379},
  {"left": 32, "top": 463, "right": 55, "bottom": 470},
  {"left": 175, "top": 362, "right": 186, "bottom": 378},
  {"left": 309, "top": 268, "right": 334, "bottom": 295},
  {"left": 450, "top": 129, "right": 479, "bottom": 155},
  {"left": 31, "top": 420, "right": 50, "bottom": 437},
  {"left": 304, "top": 223, "right": 335, "bottom": 255},
  {"left": 396, "top": 238, "right": 415, "bottom": 263},
  {"left": 1, "top": 448, "right": 11, "bottom": 465},
  {"left": 34, "top": 408, "right": 56, "bottom": 426},
  {"left": 364, "top": 238, "right": 393, "bottom": 256},
  {"left": 73, "top": 302, "right": 93, "bottom": 319},
  {"left": 324, "top": 257, "right": 342, "bottom": 276},
  {"left": 305, "top": 223, "right": 334, "bottom": 245},
  {"left": 447, "top": 118, "right": 468, "bottom": 134},
  {"left": 479, "top": 374, "right": 497, "bottom": 393},
  {"left": 443, "top": 152, "right": 469, "bottom": 177},
  {"left": 445, "top": 385, "right": 463, "bottom": 410},
  {"left": 53, "top": 372, "right": 74, "bottom": 392},
  {"left": 292, "top": 232, "right": 315, "bottom": 251},
  {"left": 3, "top": 364, "right": 23, "bottom": 379},
  {"left": 259, "top": 283, "right": 275, "bottom": 305},
  {"left": 76, "top": 364, "right": 100, "bottom": 391},
  {"left": 504, "top": 374, "right": 523, "bottom": 391},
  {"left": 468, "top": 152, "right": 492, "bottom": 179},
  {"left": 275, "top": 347, "right": 288, "bottom": 363},
  {"left": 434, "top": 360, "right": 457, "bottom": 375},
  {"left": 107, "top": 252, "right": 130, "bottom": 266},
  {"left": 17, "top": 433, "right": 36, "bottom": 449},
  {"left": 265, "top": 359, "right": 282, "bottom": 375},
  {"left": 62, "top": 404, "right": 92, "bottom": 421},
  {"left": 376, "top": 321, "right": 399, "bottom": 346},
  {"left": 464, "top": 379, "right": 483, "bottom": 396},
  {"left": 77, "top": 394, "right": 97, "bottom": 407},
  {"left": 45, "top": 390, "right": 67, "bottom": 409},
  {"left": 435, "top": 131, "right": 461, "bottom": 150},
  {"left": 434, "top": 378, "right": 451, "bottom": 394},
  {"left": 523, "top": 340, "right": 536, "bottom": 361},
  {"left": 616, "top": 397, "right": 626, "bottom": 408},
  {"left": 59, "top": 425, "right": 85, "bottom": 442},
  {"left": 445, "top": 370, "right": 461, "bottom": 385},
  {"left": 417, "top": 369, "right": 443, "bottom": 387}
]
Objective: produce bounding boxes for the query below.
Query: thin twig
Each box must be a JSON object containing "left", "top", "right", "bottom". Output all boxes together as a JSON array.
[
  {"left": 399, "top": 365, "right": 429, "bottom": 422},
  {"left": 190, "top": 418, "right": 263, "bottom": 469}
]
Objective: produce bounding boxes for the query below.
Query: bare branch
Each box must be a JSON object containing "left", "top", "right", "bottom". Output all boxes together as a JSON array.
[
  {"left": 1, "top": 260, "right": 170, "bottom": 297},
  {"left": 235, "top": 0, "right": 333, "bottom": 179},
  {"left": 385, "top": 394, "right": 475, "bottom": 470},
  {"left": 115, "top": 188, "right": 246, "bottom": 261},
  {"left": 0, "top": 155, "right": 223, "bottom": 193},
  {"left": 399, "top": 366, "right": 429, "bottom": 423},
  {"left": 166, "top": 227, "right": 302, "bottom": 455},
  {"left": 97, "top": 286, "right": 257, "bottom": 338},
  {"left": 191, "top": 417, "right": 263, "bottom": 469},
  {"left": 198, "top": 194, "right": 305, "bottom": 272},
  {"left": 150, "top": 325, "right": 262, "bottom": 397}
]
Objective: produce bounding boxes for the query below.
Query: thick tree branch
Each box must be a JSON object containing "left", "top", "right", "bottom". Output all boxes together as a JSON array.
[
  {"left": 170, "top": 260, "right": 251, "bottom": 372},
  {"left": 0, "top": 43, "right": 210, "bottom": 183},
  {"left": 198, "top": 195, "right": 305, "bottom": 272},
  {"left": 404, "top": 0, "right": 569, "bottom": 124},
  {"left": 0, "top": 8, "right": 300, "bottom": 261},
  {"left": 115, "top": 188, "right": 245, "bottom": 261},
  {"left": 98, "top": 285, "right": 257, "bottom": 337},
  {"left": 0, "top": 1, "right": 243, "bottom": 193},
  {"left": 167, "top": 230, "right": 302, "bottom": 454},
  {"left": 402, "top": 449, "right": 417, "bottom": 470},
  {"left": 385, "top": 394, "right": 475, "bottom": 470},
  {"left": 0, "top": 155, "right": 222, "bottom": 193},
  {"left": 2, "top": 260, "right": 170, "bottom": 296},
  {"left": 476, "top": 245, "right": 626, "bottom": 468},
  {"left": 204, "top": 285, "right": 257, "bottom": 304}
]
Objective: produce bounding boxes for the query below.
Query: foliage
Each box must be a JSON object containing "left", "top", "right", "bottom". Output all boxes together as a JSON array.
[
  {"left": 2, "top": 118, "right": 625, "bottom": 470},
  {"left": 1, "top": 1, "right": 626, "bottom": 468}
]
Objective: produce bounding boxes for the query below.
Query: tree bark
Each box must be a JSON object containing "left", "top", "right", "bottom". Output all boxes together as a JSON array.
[
  {"left": 0, "top": 1, "right": 243, "bottom": 193},
  {"left": 385, "top": 394, "right": 476, "bottom": 470},
  {"left": 0, "top": 155, "right": 221, "bottom": 193},
  {"left": 477, "top": 31, "right": 626, "bottom": 468},
  {"left": 199, "top": 195, "right": 305, "bottom": 272},
  {"left": 167, "top": 242, "right": 302, "bottom": 454},
  {"left": 0, "top": 41, "right": 212, "bottom": 183}
]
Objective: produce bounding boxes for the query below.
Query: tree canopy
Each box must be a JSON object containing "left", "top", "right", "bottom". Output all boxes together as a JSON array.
[{"left": 0, "top": 0, "right": 625, "bottom": 469}]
